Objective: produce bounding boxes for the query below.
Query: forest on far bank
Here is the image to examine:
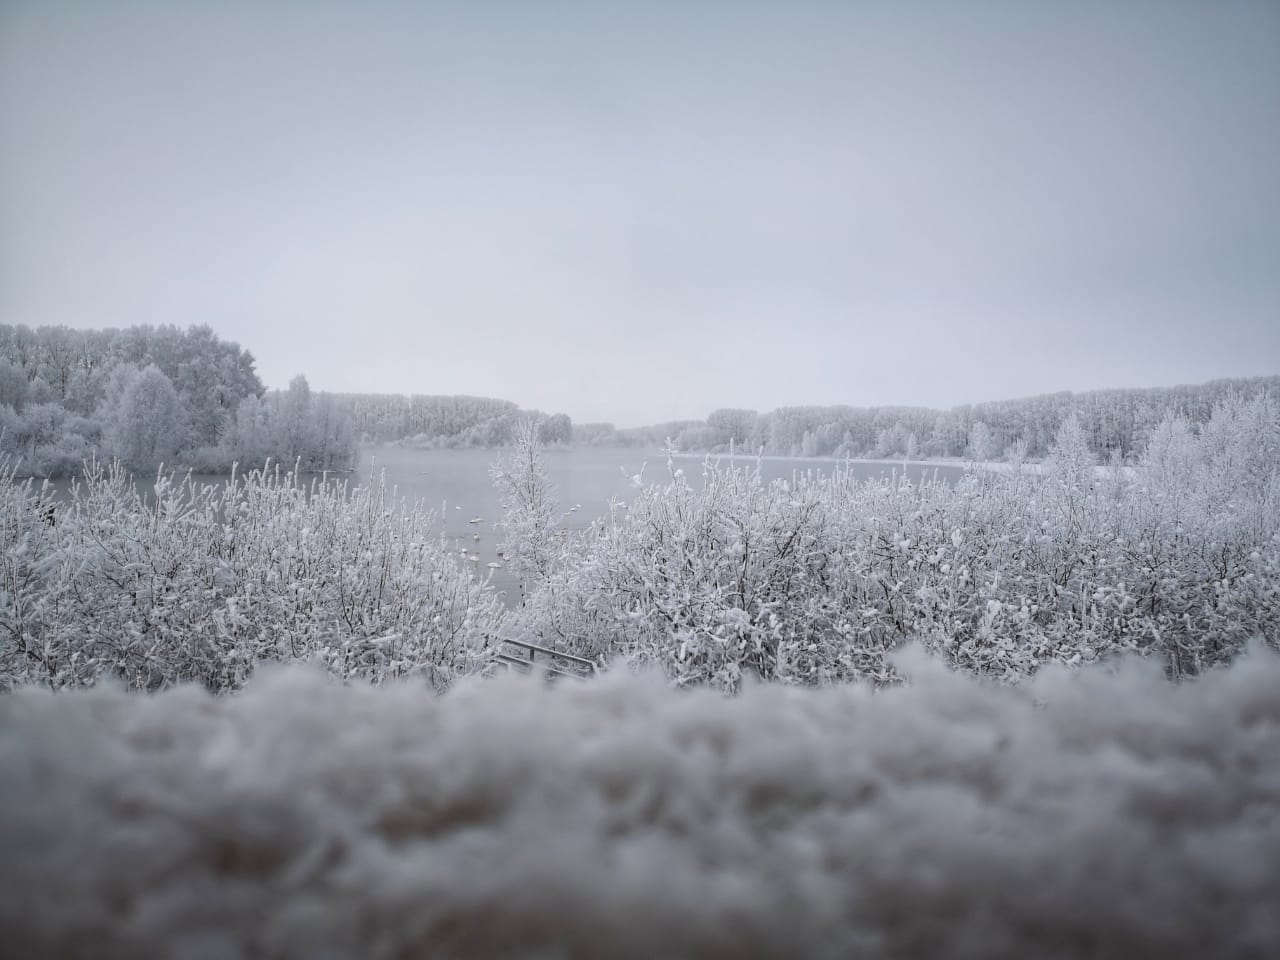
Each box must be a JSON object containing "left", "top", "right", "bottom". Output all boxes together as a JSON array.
[
  {"left": 0, "top": 323, "right": 579, "bottom": 477},
  {"left": 0, "top": 324, "right": 354, "bottom": 477},
  {"left": 3, "top": 323, "right": 1277, "bottom": 477},
  {"left": 580, "top": 374, "right": 1280, "bottom": 461}
]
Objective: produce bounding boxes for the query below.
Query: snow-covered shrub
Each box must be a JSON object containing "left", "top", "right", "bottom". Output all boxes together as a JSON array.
[
  {"left": 0, "top": 460, "right": 503, "bottom": 692},
  {"left": 507, "top": 398, "right": 1280, "bottom": 688},
  {"left": 4, "top": 395, "right": 1277, "bottom": 694},
  {"left": 0, "top": 460, "right": 61, "bottom": 684},
  {"left": 513, "top": 459, "right": 902, "bottom": 689}
]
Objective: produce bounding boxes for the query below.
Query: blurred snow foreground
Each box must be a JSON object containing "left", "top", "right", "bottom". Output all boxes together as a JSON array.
[{"left": 2, "top": 646, "right": 1278, "bottom": 960}]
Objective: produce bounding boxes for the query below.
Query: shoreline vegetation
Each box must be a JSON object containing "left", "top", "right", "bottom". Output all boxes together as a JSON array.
[
  {"left": 666, "top": 450, "right": 1135, "bottom": 479},
  {"left": 5, "top": 324, "right": 1277, "bottom": 479},
  {"left": 3, "top": 392, "right": 1276, "bottom": 693},
  {"left": 3, "top": 324, "right": 1275, "bottom": 694}
]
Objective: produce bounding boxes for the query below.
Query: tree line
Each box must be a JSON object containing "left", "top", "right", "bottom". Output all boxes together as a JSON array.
[
  {"left": 339, "top": 392, "right": 573, "bottom": 448},
  {"left": 577, "top": 375, "right": 1280, "bottom": 461},
  {"left": 0, "top": 323, "right": 582, "bottom": 475},
  {"left": 0, "top": 324, "right": 356, "bottom": 475}
]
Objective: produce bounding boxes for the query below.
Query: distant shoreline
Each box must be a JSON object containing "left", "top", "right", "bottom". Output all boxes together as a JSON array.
[
  {"left": 666, "top": 450, "right": 1007, "bottom": 471},
  {"left": 361, "top": 443, "right": 1135, "bottom": 479},
  {"left": 663, "top": 450, "right": 1135, "bottom": 479}
]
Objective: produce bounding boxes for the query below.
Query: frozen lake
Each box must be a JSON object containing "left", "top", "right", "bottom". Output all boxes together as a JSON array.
[
  {"left": 41, "top": 446, "right": 967, "bottom": 604},
  {"left": 354, "top": 446, "right": 966, "bottom": 602},
  {"left": 358, "top": 446, "right": 966, "bottom": 535}
]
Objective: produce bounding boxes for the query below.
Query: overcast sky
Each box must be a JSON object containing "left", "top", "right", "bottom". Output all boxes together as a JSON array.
[{"left": 2, "top": 1, "right": 1277, "bottom": 426}]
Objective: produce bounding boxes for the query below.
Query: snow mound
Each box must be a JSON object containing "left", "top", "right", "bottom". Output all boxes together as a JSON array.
[{"left": 2, "top": 647, "right": 1279, "bottom": 959}]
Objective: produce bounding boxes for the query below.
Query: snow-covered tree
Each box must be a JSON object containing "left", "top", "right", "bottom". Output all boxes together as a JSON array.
[
  {"left": 490, "top": 419, "right": 559, "bottom": 586},
  {"left": 1046, "top": 414, "right": 1094, "bottom": 495},
  {"left": 707, "top": 408, "right": 758, "bottom": 448},
  {"left": 279, "top": 374, "right": 315, "bottom": 462},
  {"left": 106, "top": 365, "right": 184, "bottom": 471},
  {"left": 968, "top": 421, "right": 996, "bottom": 461},
  {"left": 537, "top": 413, "right": 573, "bottom": 446},
  {"left": 0, "top": 359, "right": 28, "bottom": 411},
  {"left": 0, "top": 323, "right": 274, "bottom": 477}
]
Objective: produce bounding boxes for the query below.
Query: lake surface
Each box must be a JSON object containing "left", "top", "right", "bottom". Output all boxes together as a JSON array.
[
  {"left": 39, "top": 447, "right": 966, "bottom": 604},
  {"left": 356, "top": 447, "right": 965, "bottom": 601},
  {"left": 359, "top": 447, "right": 965, "bottom": 532}
]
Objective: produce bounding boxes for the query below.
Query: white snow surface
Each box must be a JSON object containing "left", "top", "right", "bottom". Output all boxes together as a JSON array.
[{"left": 2, "top": 647, "right": 1279, "bottom": 960}]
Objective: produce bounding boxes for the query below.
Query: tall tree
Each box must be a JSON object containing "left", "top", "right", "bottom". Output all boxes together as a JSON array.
[
  {"left": 107, "top": 365, "right": 184, "bottom": 472},
  {"left": 490, "top": 419, "right": 558, "bottom": 585}
]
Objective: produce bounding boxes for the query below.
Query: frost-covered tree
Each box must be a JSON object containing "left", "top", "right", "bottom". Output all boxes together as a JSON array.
[
  {"left": 490, "top": 419, "right": 559, "bottom": 586},
  {"left": 204, "top": 377, "right": 357, "bottom": 474},
  {"left": 1141, "top": 415, "right": 1197, "bottom": 514},
  {"left": 280, "top": 374, "right": 315, "bottom": 462},
  {"left": 707, "top": 408, "right": 758, "bottom": 448},
  {"left": 1045, "top": 414, "right": 1093, "bottom": 492},
  {"left": 1196, "top": 394, "right": 1280, "bottom": 514},
  {"left": 9, "top": 403, "right": 62, "bottom": 462},
  {"left": 338, "top": 392, "right": 569, "bottom": 448},
  {"left": 537, "top": 413, "right": 573, "bottom": 446},
  {"left": 574, "top": 422, "right": 620, "bottom": 445},
  {"left": 1042, "top": 413, "right": 1096, "bottom": 557},
  {"left": 106, "top": 365, "right": 184, "bottom": 471},
  {"left": 968, "top": 421, "right": 996, "bottom": 461},
  {"left": 310, "top": 392, "right": 357, "bottom": 471},
  {"left": 0, "top": 324, "right": 272, "bottom": 477},
  {"left": 583, "top": 375, "right": 1280, "bottom": 461},
  {"left": 0, "top": 359, "right": 28, "bottom": 411}
]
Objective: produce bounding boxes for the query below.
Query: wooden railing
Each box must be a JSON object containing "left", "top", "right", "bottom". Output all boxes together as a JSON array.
[{"left": 491, "top": 638, "right": 596, "bottom": 681}]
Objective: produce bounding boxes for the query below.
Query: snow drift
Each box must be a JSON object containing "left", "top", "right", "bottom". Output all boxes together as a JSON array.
[{"left": 2, "top": 647, "right": 1278, "bottom": 959}]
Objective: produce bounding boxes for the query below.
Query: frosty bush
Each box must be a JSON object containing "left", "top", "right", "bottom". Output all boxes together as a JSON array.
[
  {"left": 3, "top": 395, "right": 1277, "bottom": 694},
  {"left": 0, "top": 459, "right": 503, "bottom": 692},
  {"left": 506, "top": 398, "right": 1280, "bottom": 689},
  {"left": 512, "top": 458, "right": 902, "bottom": 688}
]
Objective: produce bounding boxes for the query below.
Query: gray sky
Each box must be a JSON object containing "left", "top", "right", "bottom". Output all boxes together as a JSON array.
[{"left": 2, "top": 1, "right": 1278, "bottom": 426}]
